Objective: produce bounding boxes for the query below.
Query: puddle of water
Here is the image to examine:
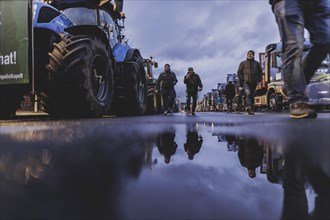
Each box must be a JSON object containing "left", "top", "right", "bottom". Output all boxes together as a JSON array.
[{"left": 0, "top": 121, "right": 328, "bottom": 220}]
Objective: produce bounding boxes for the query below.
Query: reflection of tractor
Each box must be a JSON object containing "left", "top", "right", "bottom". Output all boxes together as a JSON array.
[
  {"left": 143, "top": 56, "right": 162, "bottom": 114},
  {"left": 0, "top": 0, "right": 147, "bottom": 118}
]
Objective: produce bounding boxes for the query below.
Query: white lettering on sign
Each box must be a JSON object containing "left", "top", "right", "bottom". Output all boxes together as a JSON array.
[
  {"left": 0, "top": 73, "right": 23, "bottom": 80},
  {"left": 0, "top": 51, "right": 16, "bottom": 65}
]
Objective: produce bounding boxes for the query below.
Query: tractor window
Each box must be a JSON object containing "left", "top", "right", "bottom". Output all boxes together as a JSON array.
[
  {"left": 99, "top": 10, "right": 118, "bottom": 48},
  {"left": 62, "top": 8, "right": 97, "bottom": 25},
  {"left": 37, "top": 6, "right": 61, "bottom": 23}
]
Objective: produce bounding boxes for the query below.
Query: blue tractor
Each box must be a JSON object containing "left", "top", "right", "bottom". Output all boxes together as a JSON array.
[{"left": 0, "top": 0, "right": 147, "bottom": 118}]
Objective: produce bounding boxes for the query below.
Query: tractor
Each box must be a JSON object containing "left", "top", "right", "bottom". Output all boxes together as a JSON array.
[{"left": 0, "top": 0, "right": 147, "bottom": 118}]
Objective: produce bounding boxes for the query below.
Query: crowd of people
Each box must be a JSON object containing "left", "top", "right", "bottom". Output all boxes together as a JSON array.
[{"left": 156, "top": 50, "right": 262, "bottom": 116}]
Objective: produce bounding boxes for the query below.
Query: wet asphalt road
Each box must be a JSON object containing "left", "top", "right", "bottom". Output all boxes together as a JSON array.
[{"left": 0, "top": 111, "right": 329, "bottom": 220}]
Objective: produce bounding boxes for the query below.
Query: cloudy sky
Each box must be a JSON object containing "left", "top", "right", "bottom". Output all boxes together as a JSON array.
[{"left": 123, "top": 0, "right": 280, "bottom": 102}]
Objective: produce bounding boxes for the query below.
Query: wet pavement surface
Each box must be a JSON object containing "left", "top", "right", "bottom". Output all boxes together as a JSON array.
[{"left": 0, "top": 112, "right": 329, "bottom": 220}]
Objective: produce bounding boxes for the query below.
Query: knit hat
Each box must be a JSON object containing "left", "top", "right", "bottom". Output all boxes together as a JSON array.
[{"left": 247, "top": 50, "right": 255, "bottom": 56}]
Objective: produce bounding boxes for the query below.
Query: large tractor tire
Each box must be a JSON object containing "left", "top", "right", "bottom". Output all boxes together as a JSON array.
[
  {"left": 46, "top": 35, "right": 113, "bottom": 118},
  {"left": 112, "top": 53, "right": 147, "bottom": 116}
]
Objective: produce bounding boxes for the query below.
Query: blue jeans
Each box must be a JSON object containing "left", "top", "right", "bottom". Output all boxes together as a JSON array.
[
  {"left": 273, "top": 0, "right": 330, "bottom": 104},
  {"left": 244, "top": 82, "right": 256, "bottom": 108}
]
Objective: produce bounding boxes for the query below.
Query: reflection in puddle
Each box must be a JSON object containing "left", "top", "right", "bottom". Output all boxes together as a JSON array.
[{"left": 0, "top": 121, "right": 329, "bottom": 220}]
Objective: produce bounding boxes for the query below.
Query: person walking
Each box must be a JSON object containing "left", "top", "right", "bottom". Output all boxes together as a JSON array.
[
  {"left": 156, "top": 64, "right": 178, "bottom": 115},
  {"left": 225, "top": 81, "right": 236, "bottom": 113},
  {"left": 184, "top": 127, "right": 203, "bottom": 160},
  {"left": 184, "top": 67, "right": 203, "bottom": 116},
  {"left": 238, "top": 137, "right": 264, "bottom": 178},
  {"left": 156, "top": 131, "right": 178, "bottom": 164},
  {"left": 269, "top": 0, "right": 330, "bottom": 119},
  {"left": 237, "top": 50, "right": 262, "bottom": 115}
]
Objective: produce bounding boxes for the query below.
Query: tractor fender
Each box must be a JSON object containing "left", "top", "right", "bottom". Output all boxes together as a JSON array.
[
  {"left": 113, "top": 44, "right": 141, "bottom": 62},
  {"left": 64, "top": 25, "right": 109, "bottom": 48},
  {"left": 33, "top": 1, "right": 73, "bottom": 33}
]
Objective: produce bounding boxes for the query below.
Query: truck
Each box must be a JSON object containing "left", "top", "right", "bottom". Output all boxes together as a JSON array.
[
  {"left": 254, "top": 43, "right": 288, "bottom": 111},
  {"left": 0, "top": 0, "right": 147, "bottom": 119},
  {"left": 305, "top": 54, "right": 330, "bottom": 111},
  {"left": 254, "top": 41, "right": 329, "bottom": 112}
]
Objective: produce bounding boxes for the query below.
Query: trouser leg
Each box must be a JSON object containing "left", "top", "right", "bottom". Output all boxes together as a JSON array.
[
  {"left": 303, "top": 0, "right": 330, "bottom": 84},
  {"left": 192, "top": 94, "right": 197, "bottom": 112},
  {"left": 273, "top": 0, "right": 307, "bottom": 104},
  {"left": 186, "top": 93, "right": 192, "bottom": 111}
]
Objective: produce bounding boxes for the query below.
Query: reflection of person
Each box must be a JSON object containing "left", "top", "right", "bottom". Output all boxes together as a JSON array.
[
  {"left": 237, "top": 50, "right": 262, "bottom": 115},
  {"left": 269, "top": 0, "right": 330, "bottom": 119},
  {"left": 156, "top": 64, "right": 178, "bottom": 115},
  {"left": 156, "top": 131, "right": 178, "bottom": 164},
  {"left": 225, "top": 81, "right": 236, "bottom": 113},
  {"left": 184, "top": 127, "right": 203, "bottom": 160},
  {"left": 184, "top": 67, "right": 203, "bottom": 116},
  {"left": 238, "top": 137, "right": 263, "bottom": 178},
  {"left": 279, "top": 139, "right": 330, "bottom": 220}
]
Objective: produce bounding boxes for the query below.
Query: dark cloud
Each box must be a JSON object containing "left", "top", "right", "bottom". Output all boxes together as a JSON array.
[{"left": 124, "top": 1, "right": 280, "bottom": 102}]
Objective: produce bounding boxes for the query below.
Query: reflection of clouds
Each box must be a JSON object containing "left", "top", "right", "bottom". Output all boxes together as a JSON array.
[{"left": 121, "top": 164, "right": 282, "bottom": 220}]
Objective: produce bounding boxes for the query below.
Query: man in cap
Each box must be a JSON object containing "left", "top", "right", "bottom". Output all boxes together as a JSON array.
[
  {"left": 184, "top": 67, "right": 203, "bottom": 116},
  {"left": 237, "top": 50, "right": 262, "bottom": 115}
]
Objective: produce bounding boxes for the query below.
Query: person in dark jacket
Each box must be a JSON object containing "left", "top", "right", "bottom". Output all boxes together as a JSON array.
[
  {"left": 225, "top": 81, "right": 236, "bottom": 113},
  {"left": 156, "top": 64, "right": 178, "bottom": 115},
  {"left": 184, "top": 127, "right": 203, "bottom": 160},
  {"left": 237, "top": 50, "right": 262, "bottom": 115},
  {"left": 269, "top": 0, "right": 329, "bottom": 119},
  {"left": 238, "top": 137, "right": 263, "bottom": 178},
  {"left": 156, "top": 131, "right": 178, "bottom": 164},
  {"left": 184, "top": 67, "right": 203, "bottom": 116}
]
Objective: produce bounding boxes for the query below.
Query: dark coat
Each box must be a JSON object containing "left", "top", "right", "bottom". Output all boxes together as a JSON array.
[
  {"left": 157, "top": 71, "right": 178, "bottom": 92},
  {"left": 238, "top": 137, "right": 263, "bottom": 170},
  {"left": 225, "top": 82, "right": 236, "bottom": 100},
  {"left": 237, "top": 59, "right": 262, "bottom": 86},
  {"left": 184, "top": 72, "right": 203, "bottom": 94}
]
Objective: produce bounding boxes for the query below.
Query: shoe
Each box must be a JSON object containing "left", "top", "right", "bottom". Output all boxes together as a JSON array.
[
  {"left": 169, "top": 109, "right": 173, "bottom": 115},
  {"left": 246, "top": 107, "right": 254, "bottom": 115},
  {"left": 191, "top": 112, "right": 195, "bottom": 116},
  {"left": 186, "top": 110, "right": 190, "bottom": 115},
  {"left": 163, "top": 111, "right": 168, "bottom": 115},
  {"left": 290, "top": 102, "right": 317, "bottom": 119}
]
